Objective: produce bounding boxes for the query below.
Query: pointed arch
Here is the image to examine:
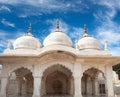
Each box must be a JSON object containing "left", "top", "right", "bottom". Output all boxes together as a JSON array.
[
  {"left": 82, "top": 67, "right": 106, "bottom": 79},
  {"left": 41, "top": 64, "right": 74, "bottom": 97},
  {"left": 7, "top": 67, "right": 34, "bottom": 97},
  {"left": 81, "top": 67, "right": 106, "bottom": 97}
]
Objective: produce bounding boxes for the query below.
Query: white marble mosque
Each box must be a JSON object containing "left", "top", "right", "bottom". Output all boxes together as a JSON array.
[{"left": 0, "top": 20, "right": 120, "bottom": 97}]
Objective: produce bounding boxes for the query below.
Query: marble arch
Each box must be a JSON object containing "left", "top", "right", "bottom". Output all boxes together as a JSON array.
[
  {"left": 40, "top": 61, "right": 74, "bottom": 77},
  {"left": 41, "top": 64, "right": 74, "bottom": 97},
  {"left": 81, "top": 67, "right": 106, "bottom": 97},
  {"left": 8, "top": 66, "right": 33, "bottom": 76},
  {"left": 82, "top": 67, "right": 106, "bottom": 79},
  {"left": 7, "top": 67, "right": 34, "bottom": 97}
]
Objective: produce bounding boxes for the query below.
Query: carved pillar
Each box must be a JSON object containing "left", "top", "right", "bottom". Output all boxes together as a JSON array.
[
  {"left": 16, "top": 76, "right": 22, "bottom": 96},
  {"left": 86, "top": 77, "right": 92, "bottom": 96},
  {"left": 21, "top": 78, "right": 27, "bottom": 96},
  {"left": 0, "top": 77, "right": 8, "bottom": 97},
  {"left": 92, "top": 78, "right": 96, "bottom": 96},
  {"left": 41, "top": 77, "right": 45, "bottom": 96},
  {"left": 74, "top": 60, "right": 82, "bottom": 97},
  {"left": 70, "top": 77, "right": 74, "bottom": 95},
  {"left": 84, "top": 77, "right": 87, "bottom": 95},
  {"left": 32, "top": 76, "right": 41, "bottom": 97},
  {"left": 105, "top": 65, "right": 114, "bottom": 97},
  {"left": 94, "top": 77, "right": 99, "bottom": 96}
]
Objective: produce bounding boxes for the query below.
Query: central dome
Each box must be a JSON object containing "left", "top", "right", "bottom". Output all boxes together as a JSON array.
[{"left": 43, "top": 20, "right": 72, "bottom": 47}]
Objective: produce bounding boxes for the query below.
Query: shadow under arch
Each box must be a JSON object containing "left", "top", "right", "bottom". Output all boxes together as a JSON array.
[
  {"left": 41, "top": 64, "right": 74, "bottom": 97},
  {"left": 81, "top": 67, "right": 106, "bottom": 97},
  {"left": 6, "top": 67, "right": 34, "bottom": 97}
]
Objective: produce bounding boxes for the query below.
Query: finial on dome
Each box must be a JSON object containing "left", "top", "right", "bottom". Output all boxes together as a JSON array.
[
  {"left": 83, "top": 24, "right": 88, "bottom": 37},
  {"left": 84, "top": 24, "right": 87, "bottom": 34},
  {"left": 104, "top": 40, "right": 108, "bottom": 50},
  {"left": 56, "top": 20, "right": 60, "bottom": 30},
  {"left": 28, "top": 23, "right": 32, "bottom": 34}
]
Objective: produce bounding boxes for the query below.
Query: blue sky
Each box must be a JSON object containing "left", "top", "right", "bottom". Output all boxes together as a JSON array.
[{"left": 0, "top": 0, "right": 120, "bottom": 56}]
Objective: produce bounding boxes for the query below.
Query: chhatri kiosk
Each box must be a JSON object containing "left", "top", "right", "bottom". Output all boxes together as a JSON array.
[{"left": 0, "top": 21, "right": 120, "bottom": 97}]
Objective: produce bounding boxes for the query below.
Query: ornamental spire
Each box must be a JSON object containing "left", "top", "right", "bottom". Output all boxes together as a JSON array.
[
  {"left": 56, "top": 20, "right": 60, "bottom": 30},
  {"left": 84, "top": 24, "right": 87, "bottom": 34},
  {"left": 83, "top": 24, "right": 88, "bottom": 37},
  {"left": 28, "top": 23, "right": 32, "bottom": 34}
]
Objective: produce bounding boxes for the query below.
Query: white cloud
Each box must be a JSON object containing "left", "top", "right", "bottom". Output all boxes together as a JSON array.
[
  {"left": 110, "top": 47, "right": 120, "bottom": 56},
  {"left": 0, "top": 5, "right": 11, "bottom": 12},
  {"left": 0, "top": 0, "right": 20, "bottom": 4},
  {"left": 90, "top": 0, "right": 120, "bottom": 56},
  {"left": 1, "top": 19, "right": 15, "bottom": 27},
  {"left": 0, "top": 29, "right": 25, "bottom": 40},
  {"left": 0, "top": 40, "right": 7, "bottom": 48},
  {"left": 18, "top": 14, "right": 28, "bottom": 18},
  {"left": 94, "top": 17, "right": 120, "bottom": 56},
  {"left": 92, "top": 0, "right": 120, "bottom": 19},
  {"left": 93, "top": 0, "right": 120, "bottom": 9},
  {"left": 0, "top": 29, "right": 25, "bottom": 53},
  {"left": 0, "top": 0, "right": 85, "bottom": 14},
  {"left": 97, "top": 30, "right": 120, "bottom": 45}
]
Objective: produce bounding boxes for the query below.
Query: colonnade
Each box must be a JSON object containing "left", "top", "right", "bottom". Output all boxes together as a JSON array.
[{"left": 0, "top": 65, "right": 115, "bottom": 97}]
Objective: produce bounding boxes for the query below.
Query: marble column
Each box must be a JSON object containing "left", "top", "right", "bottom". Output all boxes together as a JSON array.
[
  {"left": 84, "top": 77, "right": 87, "bottom": 95},
  {"left": 16, "top": 76, "right": 22, "bottom": 96},
  {"left": 74, "top": 76, "right": 82, "bottom": 97},
  {"left": 94, "top": 77, "right": 99, "bottom": 96},
  {"left": 41, "top": 77, "right": 46, "bottom": 96},
  {"left": 70, "top": 77, "right": 74, "bottom": 95},
  {"left": 91, "top": 78, "right": 95, "bottom": 96},
  {"left": 86, "top": 77, "right": 92, "bottom": 96},
  {"left": 0, "top": 77, "right": 8, "bottom": 97},
  {"left": 32, "top": 76, "right": 41, "bottom": 97},
  {"left": 74, "top": 60, "right": 82, "bottom": 97},
  {"left": 105, "top": 65, "right": 114, "bottom": 97}
]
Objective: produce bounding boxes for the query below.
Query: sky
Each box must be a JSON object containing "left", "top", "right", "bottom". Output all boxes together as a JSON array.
[{"left": 0, "top": 0, "right": 120, "bottom": 56}]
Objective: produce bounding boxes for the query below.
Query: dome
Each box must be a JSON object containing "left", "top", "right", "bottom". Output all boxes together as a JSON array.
[
  {"left": 43, "top": 20, "right": 72, "bottom": 47},
  {"left": 77, "top": 25, "right": 101, "bottom": 50},
  {"left": 77, "top": 36, "right": 101, "bottom": 50},
  {"left": 13, "top": 24, "right": 41, "bottom": 50}
]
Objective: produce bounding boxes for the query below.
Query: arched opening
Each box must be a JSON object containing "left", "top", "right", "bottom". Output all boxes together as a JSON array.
[
  {"left": 7, "top": 67, "right": 33, "bottom": 97},
  {"left": 81, "top": 68, "right": 106, "bottom": 97},
  {"left": 41, "top": 65, "right": 74, "bottom": 97}
]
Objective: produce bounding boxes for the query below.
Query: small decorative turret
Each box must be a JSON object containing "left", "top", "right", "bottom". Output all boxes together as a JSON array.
[{"left": 104, "top": 40, "right": 108, "bottom": 50}]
